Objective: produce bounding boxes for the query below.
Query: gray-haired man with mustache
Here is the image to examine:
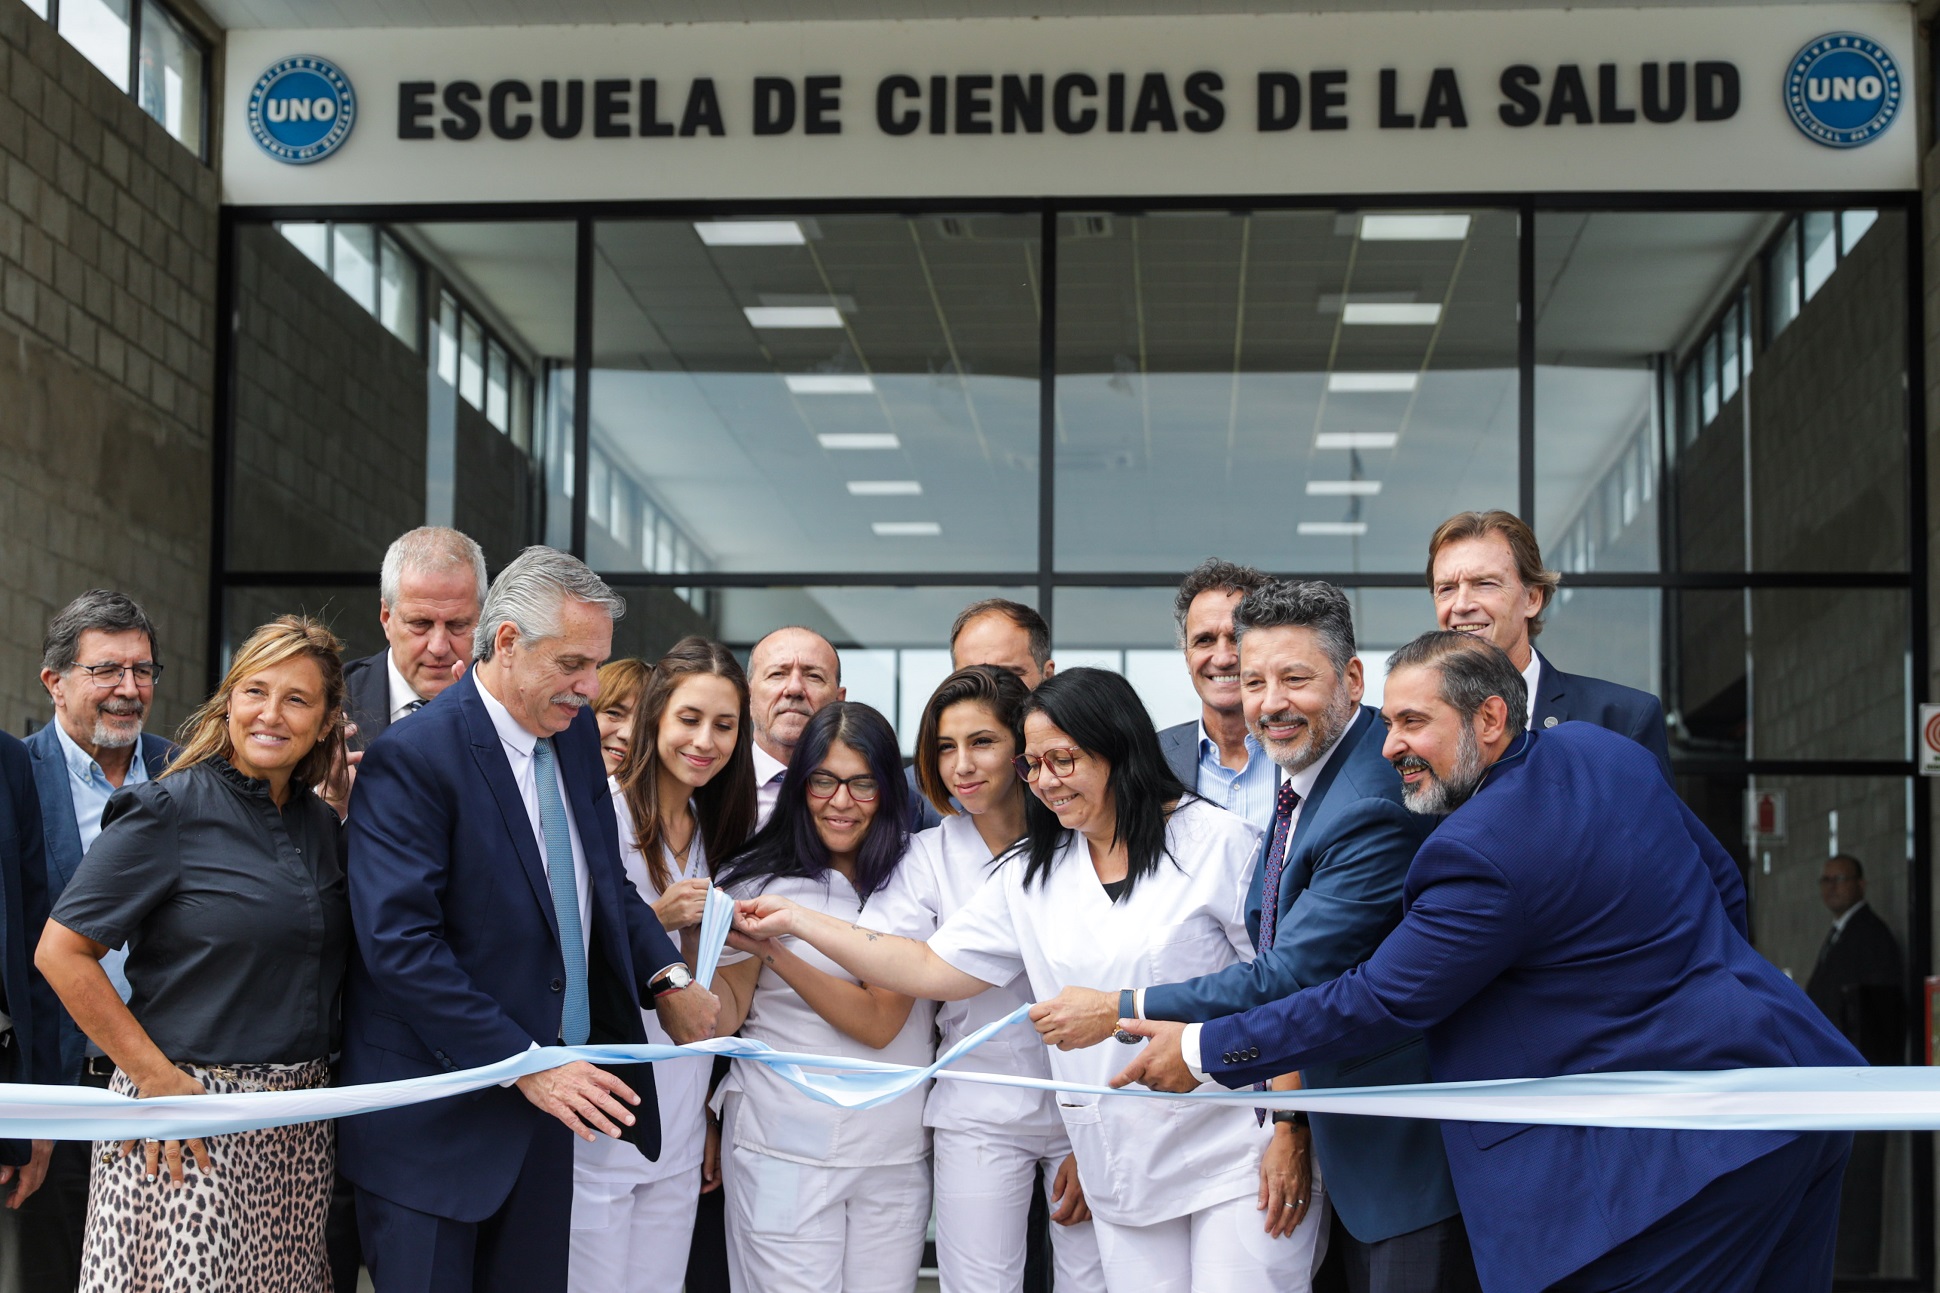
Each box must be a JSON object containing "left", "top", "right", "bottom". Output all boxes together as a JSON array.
[{"left": 746, "top": 627, "right": 846, "bottom": 827}]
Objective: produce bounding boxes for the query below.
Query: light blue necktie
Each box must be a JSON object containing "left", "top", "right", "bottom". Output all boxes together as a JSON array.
[{"left": 532, "top": 737, "right": 589, "bottom": 1046}]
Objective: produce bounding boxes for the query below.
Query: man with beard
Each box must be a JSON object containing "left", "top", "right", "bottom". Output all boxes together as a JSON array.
[
  {"left": 1113, "top": 631, "right": 1861, "bottom": 1293},
  {"left": 18, "top": 590, "right": 174, "bottom": 1289},
  {"left": 746, "top": 627, "right": 845, "bottom": 827},
  {"left": 1032, "top": 581, "right": 1474, "bottom": 1292}
]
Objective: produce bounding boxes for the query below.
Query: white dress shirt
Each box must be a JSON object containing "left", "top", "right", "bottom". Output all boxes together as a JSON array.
[
  {"left": 385, "top": 651, "right": 430, "bottom": 724},
  {"left": 474, "top": 671, "right": 592, "bottom": 960},
  {"left": 1522, "top": 652, "right": 1544, "bottom": 726},
  {"left": 752, "top": 742, "right": 789, "bottom": 828}
]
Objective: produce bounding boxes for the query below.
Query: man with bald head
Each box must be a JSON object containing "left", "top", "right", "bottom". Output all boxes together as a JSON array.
[{"left": 747, "top": 627, "right": 846, "bottom": 826}]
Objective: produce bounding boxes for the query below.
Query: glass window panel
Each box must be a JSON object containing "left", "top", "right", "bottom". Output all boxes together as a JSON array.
[
  {"left": 279, "top": 221, "right": 330, "bottom": 273},
  {"left": 1801, "top": 211, "right": 1838, "bottom": 301},
  {"left": 459, "top": 314, "right": 485, "bottom": 407},
  {"left": 544, "top": 362, "right": 575, "bottom": 550},
  {"left": 21, "top": 0, "right": 46, "bottom": 17},
  {"left": 1841, "top": 209, "right": 1879, "bottom": 255},
  {"left": 61, "top": 0, "right": 131, "bottom": 91},
  {"left": 486, "top": 340, "right": 509, "bottom": 430},
  {"left": 510, "top": 366, "right": 533, "bottom": 450},
  {"left": 610, "top": 475, "right": 632, "bottom": 547},
  {"left": 1680, "top": 362, "right": 1699, "bottom": 447},
  {"left": 137, "top": 1, "right": 202, "bottom": 152},
  {"left": 1699, "top": 334, "right": 1719, "bottom": 425},
  {"left": 1740, "top": 288, "right": 1755, "bottom": 379},
  {"left": 378, "top": 233, "right": 419, "bottom": 350},
  {"left": 436, "top": 293, "right": 459, "bottom": 385},
  {"left": 332, "top": 224, "right": 377, "bottom": 313},
  {"left": 588, "top": 449, "right": 610, "bottom": 527},
  {"left": 654, "top": 516, "right": 674, "bottom": 574},
  {"left": 1059, "top": 209, "right": 1516, "bottom": 574},
  {"left": 1719, "top": 305, "right": 1740, "bottom": 403},
  {"left": 592, "top": 214, "right": 1040, "bottom": 575},
  {"left": 1768, "top": 222, "right": 1801, "bottom": 339}
]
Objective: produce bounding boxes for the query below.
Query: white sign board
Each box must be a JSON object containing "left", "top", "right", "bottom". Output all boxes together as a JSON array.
[
  {"left": 221, "top": 6, "right": 1918, "bottom": 207},
  {"left": 1919, "top": 703, "right": 1940, "bottom": 776}
]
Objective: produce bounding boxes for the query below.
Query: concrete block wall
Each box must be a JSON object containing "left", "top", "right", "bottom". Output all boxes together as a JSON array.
[{"left": 0, "top": 1, "right": 217, "bottom": 736}]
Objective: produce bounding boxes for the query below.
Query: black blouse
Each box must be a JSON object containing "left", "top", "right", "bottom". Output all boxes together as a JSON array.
[{"left": 51, "top": 758, "right": 349, "bottom": 1065}]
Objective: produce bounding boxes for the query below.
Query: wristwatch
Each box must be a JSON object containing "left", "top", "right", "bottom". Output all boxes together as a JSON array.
[
  {"left": 1271, "top": 1109, "right": 1310, "bottom": 1130},
  {"left": 650, "top": 965, "right": 695, "bottom": 998}
]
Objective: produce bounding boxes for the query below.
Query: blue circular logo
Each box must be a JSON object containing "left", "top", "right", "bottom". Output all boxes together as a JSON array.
[
  {"left": 247, "top": 56, "right": 356, "bottom": 164},
  {"left": 1784, "top": 33, "right": 1901, "bottom": 148}
]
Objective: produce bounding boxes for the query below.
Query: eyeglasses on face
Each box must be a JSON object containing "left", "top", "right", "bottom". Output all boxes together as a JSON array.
[
  {"left": 74, "top": 662, "right": 162, "bottom": 689},
  {"left": 805, "top": 771, "right": 880, "bottom": 802},
  {"left": 1013, "top": 747, "right": 1085, "bottom": 782}
]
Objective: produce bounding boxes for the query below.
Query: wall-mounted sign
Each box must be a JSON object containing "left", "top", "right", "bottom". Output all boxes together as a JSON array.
[
  {"left": 1918, "top": 703, "right": 1940, "bottom": 776},
  {"left": 1746, "top": 789, "right": 1787, "bottom": 843},
  {"left": 246, "top": 55, "right": 358, "bottom": 165},
  {"left": 221, "top": 6, "right": 1917, "bottom": 205}
]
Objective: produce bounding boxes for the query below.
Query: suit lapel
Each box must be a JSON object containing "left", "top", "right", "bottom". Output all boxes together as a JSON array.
[
  {"left": 1279, "top": 707, "right": 1372, "bottom": 894},
  {"left": 458, "top": 674, "right": 562, "bottom": 945},
  {"left": 25, "top": 729, "right": 83, "bottom": 890},
  {"left": 1535, "top": 652, "right": 1570, "bottom": 728},
  {"left": 139, "top": 734, "right": 172, "bottom": 779}
]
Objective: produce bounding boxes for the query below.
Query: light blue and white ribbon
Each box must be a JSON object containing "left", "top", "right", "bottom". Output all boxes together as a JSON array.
[{"left": 693, "top": 884, "right": 733, "bottom": 989}]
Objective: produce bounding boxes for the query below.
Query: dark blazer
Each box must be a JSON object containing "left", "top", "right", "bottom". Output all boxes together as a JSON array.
[
  {"left": 1144, "top": 709, "right": 1457, "bottom": 1243},
  {"left": 1532, "top": 650, "right": 1672, "bottom": 782},
  {"left": 24, "top": 723, "right": 173, "bottom": 1083},
  {"left": 903, "top": 765, "right": 943, "bottom": 833},
  {"left": 1158, "top": 719, "right": 1198, "bottom": 789},
  {"left": 342, "top": 650, "right": 393, "bottom": 753},
  {"left": 338, "top": 669, "right": 686, "bottom": 1222},
  {"left": 1200, "top": 723, "right": 1861, "bottom": 1293},
  {"left": 0, "top": 732, "right": 58, "bottom": 1167},
  {"left": 1805, "top": 903, "right": 1903, "bottom": 1066}
]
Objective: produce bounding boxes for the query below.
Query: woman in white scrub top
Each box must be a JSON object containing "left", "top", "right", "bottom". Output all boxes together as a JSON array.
[
  {"left": 735, "top": 668, "right": 1327, "bottom": 1293},
  {"left": 570, "top": 638, "right": 758, "bottom": 1293},
  {"left": 907, "top": 667, "right": 1107, "bottom": 1293},
  {"left": 709, "top": 702, "right": 938, "bottom": 1293}
]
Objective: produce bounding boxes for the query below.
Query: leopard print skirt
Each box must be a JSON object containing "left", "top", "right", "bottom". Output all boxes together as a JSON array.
[{"left": 79, "top": 1058, "right": 333, "bottom": 1293}]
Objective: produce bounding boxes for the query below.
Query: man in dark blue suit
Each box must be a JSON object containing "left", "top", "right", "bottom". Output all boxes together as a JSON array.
[
  {"left": 1426, "top": 510, "right": 1671, "bottom": 780},
  {"left": 342, "top": 547, "right": 720, "bottom": 1293},
  {"left": 1114, "top": 631, "right": 1860, "bottom": 1293},
  {"left": 1035, "top": 582, "right": 1472, "bottom": 1291},
  {"left": 0, "top": 730, "right": 59, "bottom": 1210}
]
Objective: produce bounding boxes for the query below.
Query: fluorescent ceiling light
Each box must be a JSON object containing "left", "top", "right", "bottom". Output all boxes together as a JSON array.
[
  {"left": 873, "top": 521, "right": 941, "bottom": 537},
  {"left": 695, "top": 221, "right": 806, "bottom": 246},
  {"left": 848, "top": 480, "right": 922, "bottom": 496},
  {"left": 1298, "top": 521, "right": 1370, "bottom": 536},
  {"left": 1306, "top": 480, "right": 1382, "bottom": 496},
  {"left": 745, "top": 306, "right": 844, "bottom": 329},
  {"left": 1360, "top": 214, "right": 1472, "bottom": 241},
  {"left": 787, "top": 374, "right": 876, "bottom": 395},
  {"left": 1315, "top": 432, "right": 1399, "bottom": 450},
  {"left": 819, "top": 433, "right": 901, "bottom": 450},
  {"left": 1327, "top": 372, "right": 1418, "bottom": 394},
  {"left": 1342, "top": 303, "right": 1442, "bottom": 325}
]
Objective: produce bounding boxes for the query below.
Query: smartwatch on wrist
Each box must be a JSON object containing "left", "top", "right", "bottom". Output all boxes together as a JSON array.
[{"left": 1271, "top": 1109, "right": 1309, "bottom": 1130}]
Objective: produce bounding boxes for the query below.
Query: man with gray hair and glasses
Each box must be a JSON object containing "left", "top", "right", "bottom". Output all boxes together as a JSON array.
[
  {"left": 341, "top": 546, "right": 719, "bottom": 1293},
  {"left": 1037, "top": 581, "right": 1472, "bottom": 1291},
  {"left": 17, "top": 590, "right": 174, "bottom": 1290},
  {"left": 343, "top": 526, "right": 489, "bottom": 751}
]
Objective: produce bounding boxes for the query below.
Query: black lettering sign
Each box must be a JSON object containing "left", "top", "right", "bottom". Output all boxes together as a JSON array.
[
  {"left": 1054, "top": 73, "right": 1098, "bottom": 134},
  {"left": 1596, "top": 63, "right": 1636, "bottom": 124},
  {"left": 639, "top": 79, "right": 675, "bottom": 136},
  {"left": 1421, "top": 68, "right": 1466, "bottom": 128},
  {"left": 441, "top": 81, "right": 482, "bottom": 140},
  {"left": 956, "top": 74, "right": 994, "bottom": 134},
  {"left": 930, "top": 75, "right": 948, "bottom": 135},
  {"left": 489, "top": 80, "right": 532, "bottom": 139},
  {"left": 594, "top": 78, "right": 630, "bottom": 137},
  {"left": 1182, "top": 71, "right": 1223, "bottom": 133},
  {"left": 399, "top": 81, "right": 436, "bottom": 139},
  {"left": 542, "top": 80, "right": 583, "bottom": 139},
  {"left": 1258, "top": 72, "right": 1301, "bottom": 131},
  {"left": 681, "top": 78, "right": 726, "bottom": 136},
  {"left": 1642, "top": 62, "right": 1686, "bottom": 123},
  {"left": 1498, "top": 65, "right": 1541, "bottom": 126},
  {"left": 1107, "top": 72, "right": 1126, "bottom": 132},
  {"left": 1379, "top": 69, "right": 1415, "bottom": 129},
  {"left": 877, "top": 75, "right": 920, "bottom": 135},
  {"left": 1695, "top": 61, "right": 1738, "bottom": 121},
  {"left": 1545, "top": 65, "right": 1592, "bottom": 125},
  {"left": 753, "top": 77, "right": 796, "bottom": 134},
  {"left": 1002, "top": 74, "right": 1044, "bottom": 133},
  {"left": 804, "top": 75, "right": 841, "bottom": 134},
  {"left": 1130, "top": 72, "right": 1177, "bottom": 132},
  {"left": 1311, "top": 70, "right": 1348, "bottom": 130}
]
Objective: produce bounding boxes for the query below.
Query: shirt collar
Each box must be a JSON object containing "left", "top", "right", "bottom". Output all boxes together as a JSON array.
[
  {"left": 1195, "top": 718, "right": 1264, "bottom": 763},
  {"left": 53, "top": 718, "right": 147, "bottom": 786},
  {"left": 474, "top": 669, "right": 539, "bottom": 758},
  {"left": 1287, "top": 707, "right": 1360, "bottom": 802},
  {"left": 386, "top": 650, "right": 426, "bottom": 719},
  {"left": 752, "top": 741, "right": 789, "bottom": 786},
  {"left": 1521, "top": 650, "right": 1544, "bottom": 709},
  {"left": 1832, "top": 899, "right": 1867, "bottom": 936}
]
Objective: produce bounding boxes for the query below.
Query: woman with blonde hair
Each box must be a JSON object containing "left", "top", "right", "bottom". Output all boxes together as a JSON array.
[
  {"left": 37, "top": 615, "right": 351, "bottom": 1293},
  {"left": 594, "top": 657, "right": 653, "bottom": 777}
]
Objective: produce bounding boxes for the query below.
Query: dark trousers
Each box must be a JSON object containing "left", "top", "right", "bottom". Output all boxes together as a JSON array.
[
  {"left": 1549, "top": 1132, "right": 1850, "bottom": 1293},
  {"left": 10, "top": 1137, "right": 89, "bottom": 1291},
  {"left": 1833, "top": 1131, "right": 1887, "bottom": 1276},
  {"left": 1341, "top": 1213, "right": 1482, "bottom": 1293},
  {"left": 328, "top": 1169, "right": 363, "bottom": 1292},
  {"left": 355, "top": 1126, "right": 572, "bottom": 1293}
]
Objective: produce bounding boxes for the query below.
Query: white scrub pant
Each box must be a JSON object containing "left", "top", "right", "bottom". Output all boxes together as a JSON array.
[
  {"left": 567, "top": 1165, "right": 702, "bottom": 1293},
  {"left": 932, "top": 1126, "right": 1106, "bottom": 1293},
  {"left": 723, "top": 1142, "right": 930, "bottom": 1293},
  {"left": 1089, "top": 1180, "right": 1329, "bottom": 1293}
]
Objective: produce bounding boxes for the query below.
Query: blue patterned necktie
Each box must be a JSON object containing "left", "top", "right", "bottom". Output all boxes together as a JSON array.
[
  {"left": 532, "top": 737, "right": 589, "bottom": 1047},
  {"left": 1255, "top": 779, "right": 1303, "bottom": 955}
]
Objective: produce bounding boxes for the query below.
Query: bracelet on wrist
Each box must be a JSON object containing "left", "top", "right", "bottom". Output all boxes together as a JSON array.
[{"left": 1270, "top": 1109, "right": 1309, "bottom": 1130}]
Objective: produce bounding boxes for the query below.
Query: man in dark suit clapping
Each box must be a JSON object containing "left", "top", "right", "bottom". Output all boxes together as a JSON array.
[{"left": 1806, "top": 853, "right": 1904, "bottom": 1276}]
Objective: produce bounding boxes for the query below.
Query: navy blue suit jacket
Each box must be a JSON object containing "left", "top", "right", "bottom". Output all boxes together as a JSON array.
[
  {"left": 0, "top": 732, "right": 58, "bottom": 1166},
  {"left": 23, "top": 724, "right": 173, "bottom": 1083},
  {"left": 1533, "top": 651, "right": 1672, "bottom": 782},
  {"left": 1143, "top": 709, "right": 1457, "bottom": 1243},
  {"left": 338, "top": 670, "right": 685, "bottom": 1222},
  {"left": 1200, "top": 723, "right": 1860, "bottom": 1293}
]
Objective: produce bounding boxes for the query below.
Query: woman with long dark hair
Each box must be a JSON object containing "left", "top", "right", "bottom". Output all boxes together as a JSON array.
[
  {"left": 709, "top": 701, "right": 937, "bottom": 1293},
  {"left": 907, "top": 667, "right": 1106, "bottom": 1293},
  {"left": 735, "top": 668, "right": 1326, "bottom": 1293},
  {"left": 569, "top": 637, "right": 757, "bottom": 1293}
]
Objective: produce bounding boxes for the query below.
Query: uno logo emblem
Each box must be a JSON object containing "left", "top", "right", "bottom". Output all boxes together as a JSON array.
[
  {"left": 248, "top": 56, "right": 357, "bottom": 164},
  {"left": 1784, "top": 33, "right": 1901, "bottom": 148}
]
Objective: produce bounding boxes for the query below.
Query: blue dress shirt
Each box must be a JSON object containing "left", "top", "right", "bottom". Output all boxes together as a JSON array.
[{"left": 1193, "top": 722, "right": 1278, "bottom": 836}]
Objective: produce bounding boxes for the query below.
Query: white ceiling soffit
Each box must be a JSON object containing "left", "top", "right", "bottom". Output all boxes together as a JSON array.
[{"left": 199, "top": 0, "right": 1901, "bottom": 28}]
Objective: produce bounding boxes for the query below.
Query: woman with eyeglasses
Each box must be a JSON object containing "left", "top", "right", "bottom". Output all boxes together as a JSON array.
[
  {"left": 570, "top": 639, "right": 756, "bottom": 1293},
  {"left": 906, "top": 666, "right": 1107, "bottom": 1293},
  {"left": 708, "top": 701, "right": 937, "bottom": 1293},
  {"left": 735, "top": 668, "right": 1327, "bottom": 1293}
]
